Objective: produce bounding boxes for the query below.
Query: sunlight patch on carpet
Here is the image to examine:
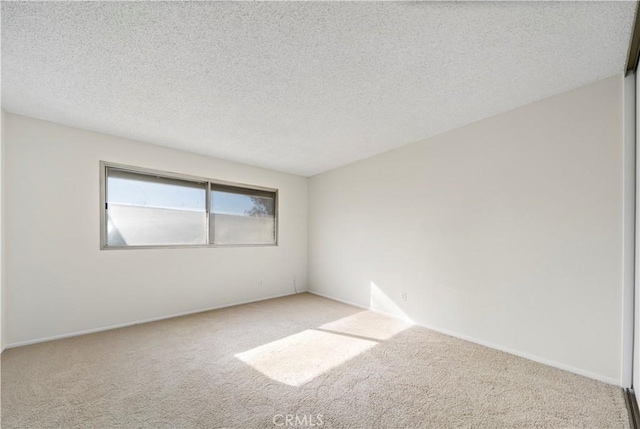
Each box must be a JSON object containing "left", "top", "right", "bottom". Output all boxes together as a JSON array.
[
  {"left": 235, "top": 329, "right": 377, "bottom": 386},
  {"left": 318, "top": 310, "right": 412, "bottom": 341}
]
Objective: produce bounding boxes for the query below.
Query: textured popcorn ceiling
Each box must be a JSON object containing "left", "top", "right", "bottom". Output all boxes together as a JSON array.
[{"left": 1, "top": 1, "right": 636, "bottom": 176}]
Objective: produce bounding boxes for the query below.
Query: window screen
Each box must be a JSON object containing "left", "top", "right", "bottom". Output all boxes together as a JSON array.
[
  {"left": 106, "top": 168, "right": 207, "bottom": 246},
  {"left": 210, "top": 185, "right": 276, "bottom": 245}
]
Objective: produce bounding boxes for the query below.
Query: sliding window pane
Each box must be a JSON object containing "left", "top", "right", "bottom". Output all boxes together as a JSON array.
[
  {"left": 210, "top": 187, "right": 276, "bottom": 245},
  {"left": 106, "top": 168, "right": 207, "bottom": 246}
]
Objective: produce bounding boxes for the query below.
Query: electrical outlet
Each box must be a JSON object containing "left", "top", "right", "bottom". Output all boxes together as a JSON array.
[{"left": 402, "top": 291, "right": 407, "bottom": 301}]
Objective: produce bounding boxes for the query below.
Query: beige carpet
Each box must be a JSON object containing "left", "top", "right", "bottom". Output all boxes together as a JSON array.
[{"left": 1, "top": 293, "right": 630, "bottom": 428}]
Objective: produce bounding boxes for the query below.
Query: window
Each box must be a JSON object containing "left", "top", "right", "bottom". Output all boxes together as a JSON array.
[
  {"left": 210, "top": 185, "right": 276, "bottom": 245},
  {"left": 101, "top": 162, "right": 277, "bottom": 248}
]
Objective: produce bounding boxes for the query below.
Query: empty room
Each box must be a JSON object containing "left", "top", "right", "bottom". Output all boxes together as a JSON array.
[{"left": 3, "top": 1, "right": 640, "bottom": 428}]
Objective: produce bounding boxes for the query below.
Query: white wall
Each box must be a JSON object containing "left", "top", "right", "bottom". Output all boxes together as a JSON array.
[
  {"left": 309, "top": 75, "right": 625, "bottom": 384},
  {"left": 4, "top": 113, "right": 308, "bottom": 346}
]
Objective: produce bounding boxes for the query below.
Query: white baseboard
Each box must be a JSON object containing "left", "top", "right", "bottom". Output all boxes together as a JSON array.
[
  {"left": 5, "top": 291, "right": 301, "bottom": 349},
  {"left": 6, "top": 288, "right": 621, "bottom": 387},
  {"left": 307, "top": 290, "right": 620, "bottom": 386},
  {"left": 308, "top": 290, "right": 369, "bottom": 310},
  {"left": 308, "top": 290, "right": 414, "bottom": 322}
]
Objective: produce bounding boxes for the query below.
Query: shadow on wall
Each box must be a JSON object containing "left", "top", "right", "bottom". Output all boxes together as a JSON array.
[{"left": 235, "top": 284, "right": 413, "bottom": 386}]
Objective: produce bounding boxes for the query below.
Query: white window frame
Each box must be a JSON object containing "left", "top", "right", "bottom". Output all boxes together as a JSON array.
[{"left": 99, "top": 161, "right": 278, "bottom": 250}]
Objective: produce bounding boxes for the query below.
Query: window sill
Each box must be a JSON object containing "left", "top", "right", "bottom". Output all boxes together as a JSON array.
[{"left": 100, "top": 243, "right": 278, "bottom": 250}]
